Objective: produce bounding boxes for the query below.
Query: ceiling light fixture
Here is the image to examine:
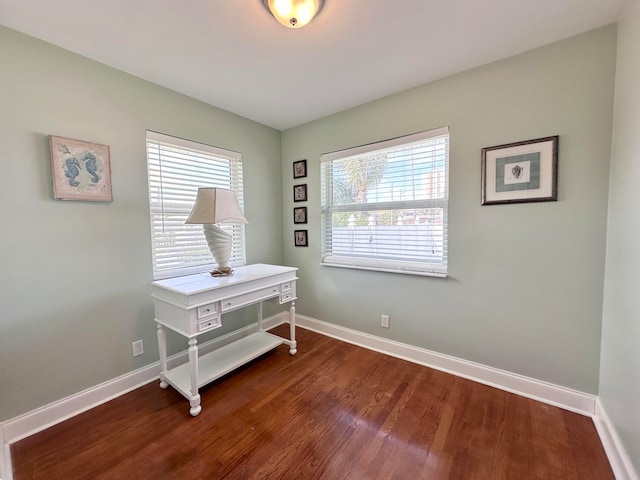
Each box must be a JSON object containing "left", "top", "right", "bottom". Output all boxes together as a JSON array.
[{"left": 261, "top": 0, "right": 325, "bottom": 28}]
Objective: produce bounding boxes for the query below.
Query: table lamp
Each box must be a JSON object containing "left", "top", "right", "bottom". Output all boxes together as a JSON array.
[{"left": 185, "top": 187, "right": 248, "bottom": 275}]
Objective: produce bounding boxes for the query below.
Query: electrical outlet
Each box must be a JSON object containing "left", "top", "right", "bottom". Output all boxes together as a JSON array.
[
  {"left": 132, "top": 339, "right": 144, "bottom": 357},
  {"left": 381, "top": 314, "right": 390, "bottom": 328}
]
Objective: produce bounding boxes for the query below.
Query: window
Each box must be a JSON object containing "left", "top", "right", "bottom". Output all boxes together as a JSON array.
[
  {"left": 320, "top": 126, "right": 449, "bottom": 276},
  {"left": 146, "top": 131, "right": 246, "bottom": 279}
]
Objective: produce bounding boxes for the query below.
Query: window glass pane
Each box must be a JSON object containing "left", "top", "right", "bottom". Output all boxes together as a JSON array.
[{"left": 324, "top": 208, "right": 445, "bottom": 261}]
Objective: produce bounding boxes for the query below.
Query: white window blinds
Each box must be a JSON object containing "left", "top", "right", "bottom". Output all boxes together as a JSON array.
[
  {"left": 146, "top": 131, "right": 246, "bottom": 279},
  {"left": 320, "top": 127, "right": 449, "bottom": 276}
]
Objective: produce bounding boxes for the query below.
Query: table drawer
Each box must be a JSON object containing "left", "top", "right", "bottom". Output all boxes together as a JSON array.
[
  {"left": 280, "top": 281, "right": 292, "bottom": 292},
  {"left": 199, "top": 315, "right": 221, "bottom": 333},
  {"left": 197, "top": 302, "right": 219, "bottom": 319},
  {"left": 221, "top": 285, "right": 280, "bottom": 312}
]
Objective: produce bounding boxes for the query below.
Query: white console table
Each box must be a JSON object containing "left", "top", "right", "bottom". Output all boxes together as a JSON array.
[{"left": 151, "top": 263, "right": 298, "bottom": 416}]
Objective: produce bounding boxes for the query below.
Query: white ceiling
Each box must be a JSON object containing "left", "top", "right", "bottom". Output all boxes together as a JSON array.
[{"left": 0, "top": 0, "right": 625, "bottom": 130}]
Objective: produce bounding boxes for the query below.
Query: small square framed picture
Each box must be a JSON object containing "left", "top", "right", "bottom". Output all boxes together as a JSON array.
[
  {"left": 481, "top": 135, "right": 558, "bottom": 205},
  {"left": 293, "top": 159, "right": 307, "bottom": 179},
  {"left": 294, "top": 229, "right": 308, "bottom": 247},
  {"left": 293, "top": 184, "right": 307, "bottom": 202},
  {"left": 49, "top": 135, "right": 112, "bottom": 202},
  {"left": 293, "top": 206, "right": 307, "bottom": 224}
]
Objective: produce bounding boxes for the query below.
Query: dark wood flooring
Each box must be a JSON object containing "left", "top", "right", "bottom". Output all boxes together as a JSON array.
[{"left": 11, "top": 325, "right": 614, "bottom": 479}]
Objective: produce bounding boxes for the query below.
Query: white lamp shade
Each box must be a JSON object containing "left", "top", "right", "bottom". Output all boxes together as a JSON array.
[{"left": 185, "top": 188, "right": 248, "bottom": 225}]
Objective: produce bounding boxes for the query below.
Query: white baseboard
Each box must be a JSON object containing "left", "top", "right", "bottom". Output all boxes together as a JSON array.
[
  {"left": 0, "top": 441, "right": 10, "bottom": 480},
  {"left": 295, "top": 315, "right": 597, "bottom": 416},
  {"left": 2, "top": 313, "right": 631, "bottom": 480},
  {"left": 0, "top": 314, "right": 287, "bottom": 480},
  {"left": 594, "top": 398, "right": 639, "bottom": 480}
]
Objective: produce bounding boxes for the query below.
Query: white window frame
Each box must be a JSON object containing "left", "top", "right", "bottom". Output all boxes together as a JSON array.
[
  {"left": 320, "top": 126, "right": 449, "bottom": 277},
  {"left": 146, "top": 131, "right": 246, "bottom": 280}
]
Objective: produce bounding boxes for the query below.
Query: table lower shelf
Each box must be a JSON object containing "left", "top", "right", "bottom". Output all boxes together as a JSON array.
[{"left": 164, "top": 331, "right": 285, "bottom": 396}]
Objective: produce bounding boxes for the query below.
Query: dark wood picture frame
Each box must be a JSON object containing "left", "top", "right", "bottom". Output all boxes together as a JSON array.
[
  {"left": 293, "top": 184, "right": 307, "bottom": 202},
  {"left": 481, "top": 135, "right": 558, "bottom": 205},
  {"left": 294, "top": 229, "right": 308, "bottom": 247},
  {"left": 293, "top": 206, "right": 307, "bottom": 224},
  {"left": 293, "top": 159, "right": 307, "bottom": 179}
]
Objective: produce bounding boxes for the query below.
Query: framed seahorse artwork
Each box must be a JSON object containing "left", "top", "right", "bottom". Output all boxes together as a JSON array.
[{"left": 49, "top": 135, "right": 112, "bottom": 202}]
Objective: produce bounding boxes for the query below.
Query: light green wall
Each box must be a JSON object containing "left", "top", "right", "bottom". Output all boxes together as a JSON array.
[
  {"left": 0, "top": 26, "right": 283, "bottom": 422},
  {"left": 0, "top": 22, "right": 623, "bottom": 425},
  {"left": 282, "top": 26, "right": 617, "bottom": 394},
  {"left": 600, "top": 0, "right": 640, "bottom": 473}
]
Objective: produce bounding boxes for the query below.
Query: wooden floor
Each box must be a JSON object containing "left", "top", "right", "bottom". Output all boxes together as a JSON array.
[{"left": 12, "top": 325, "right": 614, "bottom": 480}]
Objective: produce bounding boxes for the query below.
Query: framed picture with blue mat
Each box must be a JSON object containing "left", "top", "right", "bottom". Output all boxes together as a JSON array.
[{"left": 481, "top": 136, "right": 558, "bottom": 205}]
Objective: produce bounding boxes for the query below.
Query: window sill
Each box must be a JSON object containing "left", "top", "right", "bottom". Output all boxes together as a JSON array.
[{"left": 320, "top": 262, "right": 447, "bottom": 278}]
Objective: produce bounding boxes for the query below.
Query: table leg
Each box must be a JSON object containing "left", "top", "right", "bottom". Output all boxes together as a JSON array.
[
  {"left": 258, "top": 301, "right": 264, "bottom": 332},
  {"left": 157, "top": 324, "right": 168, "bottom": 389},
  {"left": 289, "top": 301, "right": 297, "bottom": 355},
  {"left": 188, "top": 337, "right": 202, "bottom": 416}
]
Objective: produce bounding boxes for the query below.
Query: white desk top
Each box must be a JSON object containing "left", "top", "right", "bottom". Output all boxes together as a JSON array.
[{"left": 151, "top": 263, "right": 298, "bottom": 296}]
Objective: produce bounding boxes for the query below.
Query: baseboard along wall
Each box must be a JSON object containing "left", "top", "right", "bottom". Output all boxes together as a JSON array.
[
  {"left": 593, "top": 398, "right": 640, "bottom": 480},
  {"left": 1, "top": 313, "right": 635, "bottom": 480},
  {"left": 0, "top": 315, "right": 285, "bottom": 480},
  {"left": 295, "top": 315, "right": 597, "bottom": 415}
]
